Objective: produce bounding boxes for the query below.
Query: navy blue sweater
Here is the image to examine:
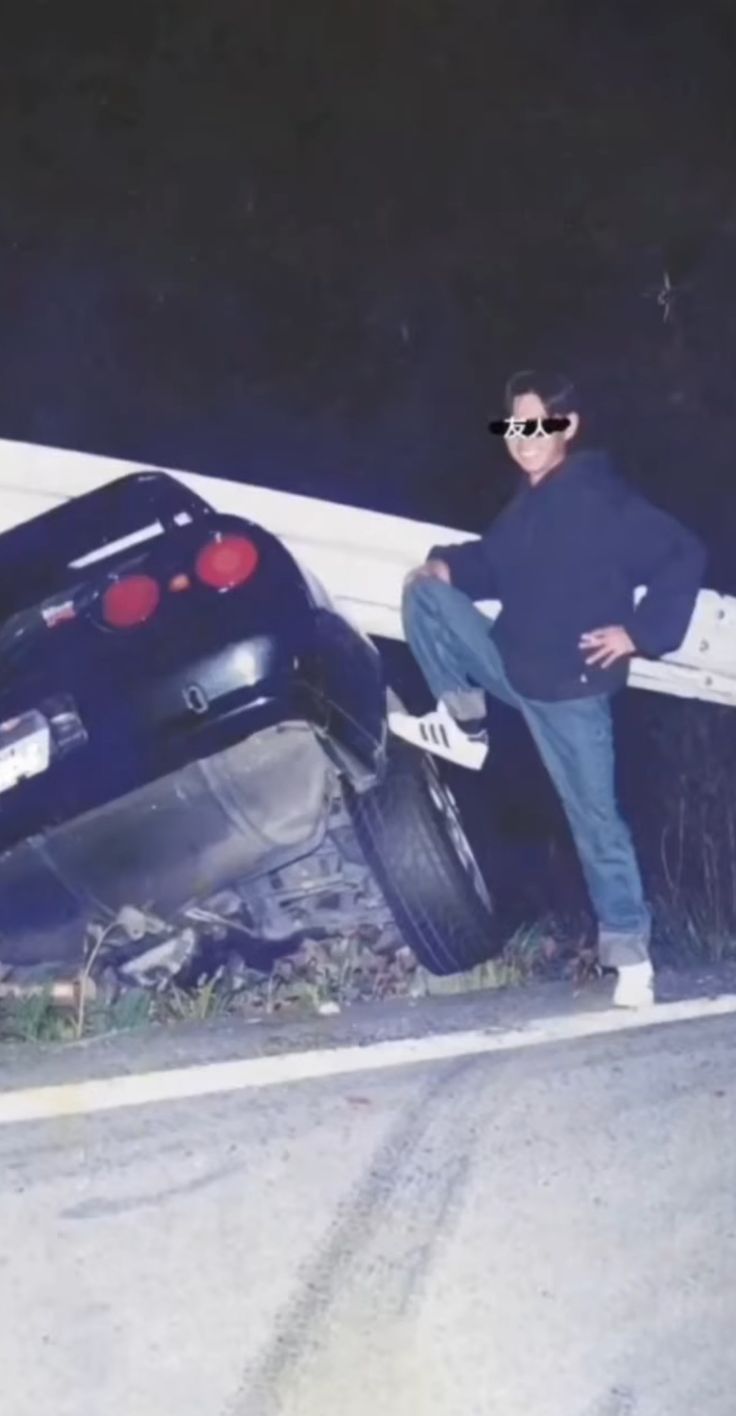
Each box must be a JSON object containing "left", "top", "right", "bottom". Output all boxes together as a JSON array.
[{"left": 428, "top": 449, "right": 707, "bottom": 701}]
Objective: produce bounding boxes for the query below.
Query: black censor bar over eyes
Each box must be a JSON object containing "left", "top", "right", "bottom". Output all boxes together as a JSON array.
[{"left": 488, "top": 417, "right": 572, "bottom": 439}]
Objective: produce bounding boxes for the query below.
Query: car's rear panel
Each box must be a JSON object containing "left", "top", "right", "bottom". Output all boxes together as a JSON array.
[{"left": 0, "top": 472, "right": 382, "bottom": 852}]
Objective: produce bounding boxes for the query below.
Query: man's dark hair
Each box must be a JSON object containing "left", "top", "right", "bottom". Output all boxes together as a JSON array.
[{"left": 504, "top": 369, "right": 578, "bottom": 416}]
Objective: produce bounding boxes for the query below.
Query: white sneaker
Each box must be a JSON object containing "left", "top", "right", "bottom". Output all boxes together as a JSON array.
[
  {"left": 388, "top": 700, "right": 489, "bottom": 770},
  {"left": 613, "top": 961, "right": 655, "bottom": 1009}
]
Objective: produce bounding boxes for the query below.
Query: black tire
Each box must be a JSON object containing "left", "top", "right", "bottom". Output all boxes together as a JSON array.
[{"left": 345, "top": 735, "right": 501, "bottom": 975}]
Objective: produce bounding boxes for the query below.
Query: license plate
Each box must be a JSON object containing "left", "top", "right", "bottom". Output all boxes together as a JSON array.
[{"left": 0, "top": 710, "right": 52, "bottom": 794}]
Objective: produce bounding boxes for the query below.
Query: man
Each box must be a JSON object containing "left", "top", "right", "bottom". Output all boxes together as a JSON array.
[{"left": 389, "top": 369, "right": 706, "bottom": 1008}]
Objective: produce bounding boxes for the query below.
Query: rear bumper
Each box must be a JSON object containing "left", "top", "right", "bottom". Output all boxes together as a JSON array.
[
  {"left": 0, "top": 667, "right": 384, "bottom": 852},
  {"left": 0, "top": 720, "right": 343, "bottom": 967}
]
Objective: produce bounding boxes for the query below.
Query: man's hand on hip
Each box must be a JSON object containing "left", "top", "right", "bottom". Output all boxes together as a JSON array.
[
  {"left": 579, "top": 625, "right": 637, "bottom": 669},
  {"left": 403, "top": 558, "right": 452, "bottom": 589}
]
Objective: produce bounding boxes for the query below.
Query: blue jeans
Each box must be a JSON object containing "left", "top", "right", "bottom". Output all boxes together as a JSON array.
[{"left": 403, "top": 577, "right": 651, "bottom": 968}]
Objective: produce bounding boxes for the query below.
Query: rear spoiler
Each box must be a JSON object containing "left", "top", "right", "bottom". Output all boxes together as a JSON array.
[{"left": 0, "top": 471, "right": 212, "bottom": 615}]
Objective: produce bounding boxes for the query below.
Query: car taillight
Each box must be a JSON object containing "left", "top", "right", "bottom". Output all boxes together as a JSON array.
[
  {"left": 102, "top": 574, "right": 161, "bottom": 628},
  {"left": 195, "top": 534, "right": 259, "bottom": 590}
]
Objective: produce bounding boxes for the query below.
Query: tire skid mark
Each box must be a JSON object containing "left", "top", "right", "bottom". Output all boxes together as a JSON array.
[{"left": 226, "top": 1056, "right": 487, "bottom": 1416}]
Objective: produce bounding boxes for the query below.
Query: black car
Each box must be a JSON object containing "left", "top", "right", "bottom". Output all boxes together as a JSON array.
[{"left": 0, "top": 470, "right": 497, "bottom": 989}]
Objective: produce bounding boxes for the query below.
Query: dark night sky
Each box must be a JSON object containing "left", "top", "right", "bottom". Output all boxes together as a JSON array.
[
  {"left": 1, "top": 0, "right": 736, "bottom": 932},
  {"left": 1, "top": 0, "right": 735, "bottom": 582}
]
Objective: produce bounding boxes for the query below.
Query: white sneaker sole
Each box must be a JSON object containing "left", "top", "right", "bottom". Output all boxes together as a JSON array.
[{"left": 388, "top": 708, "right": 488, "bottom": 770}]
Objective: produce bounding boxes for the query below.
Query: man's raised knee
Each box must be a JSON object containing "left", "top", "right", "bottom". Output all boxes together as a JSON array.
[{"left": 402, "top": 573, "right": 452, "bottom": 607}]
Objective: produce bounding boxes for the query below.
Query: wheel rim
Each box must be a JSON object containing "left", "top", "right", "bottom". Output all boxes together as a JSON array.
[{"left": 424, "top": 764, "right": 493, "bottom": 913}]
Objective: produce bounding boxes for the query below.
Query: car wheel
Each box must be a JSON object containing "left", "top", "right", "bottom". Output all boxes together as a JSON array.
[{"left": 345, "top": 735, "right": 501, "bottom": 975}]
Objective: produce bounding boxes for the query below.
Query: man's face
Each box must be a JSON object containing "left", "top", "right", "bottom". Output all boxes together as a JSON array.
[{"left": 505, "top": 390, "right": 579, "bottom": 485}]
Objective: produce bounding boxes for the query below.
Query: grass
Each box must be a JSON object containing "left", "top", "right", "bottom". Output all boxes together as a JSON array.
[
  {"left": 0, "top": 917, "right": 589, "bottom": 1044},
  {"left": 4, "top": 988, "right": 77, "bottom": 1044},
  {"left": 0, "top": 982, "right": 157, "bottom": 1045},
  {"left": 652, "top": 895, "right": 736, "bottom": 969},
  {"left": 3, "top": 870, "right": 736, "bottom": 1047}
]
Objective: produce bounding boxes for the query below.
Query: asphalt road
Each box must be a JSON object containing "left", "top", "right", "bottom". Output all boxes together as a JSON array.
[{"left": 1, "top": 1004, "right": 735, "bottom": 1416}]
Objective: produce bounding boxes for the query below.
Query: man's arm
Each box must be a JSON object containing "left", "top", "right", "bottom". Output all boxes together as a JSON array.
[{"left": 619, "top": 492, "right": 707, "bottom": 658}]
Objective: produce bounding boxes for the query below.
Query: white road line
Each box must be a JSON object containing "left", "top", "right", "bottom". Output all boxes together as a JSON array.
[{"left": 0, "top": 992, "right": 735, "bottom": 1128}]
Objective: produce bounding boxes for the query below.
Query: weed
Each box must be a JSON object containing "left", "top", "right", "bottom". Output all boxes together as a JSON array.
[{"left": 3, "top": 988, "right": 76, "bottom": 1043}]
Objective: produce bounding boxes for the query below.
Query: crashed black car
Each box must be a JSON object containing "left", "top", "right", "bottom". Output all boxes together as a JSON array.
[{"left": 0, "top": 471, "right": 497, "bottom": 990}]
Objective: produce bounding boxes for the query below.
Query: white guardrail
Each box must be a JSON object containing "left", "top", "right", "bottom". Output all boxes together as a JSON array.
[{"left": 0, "top": 437, "right": 733, "bottom": 708}]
